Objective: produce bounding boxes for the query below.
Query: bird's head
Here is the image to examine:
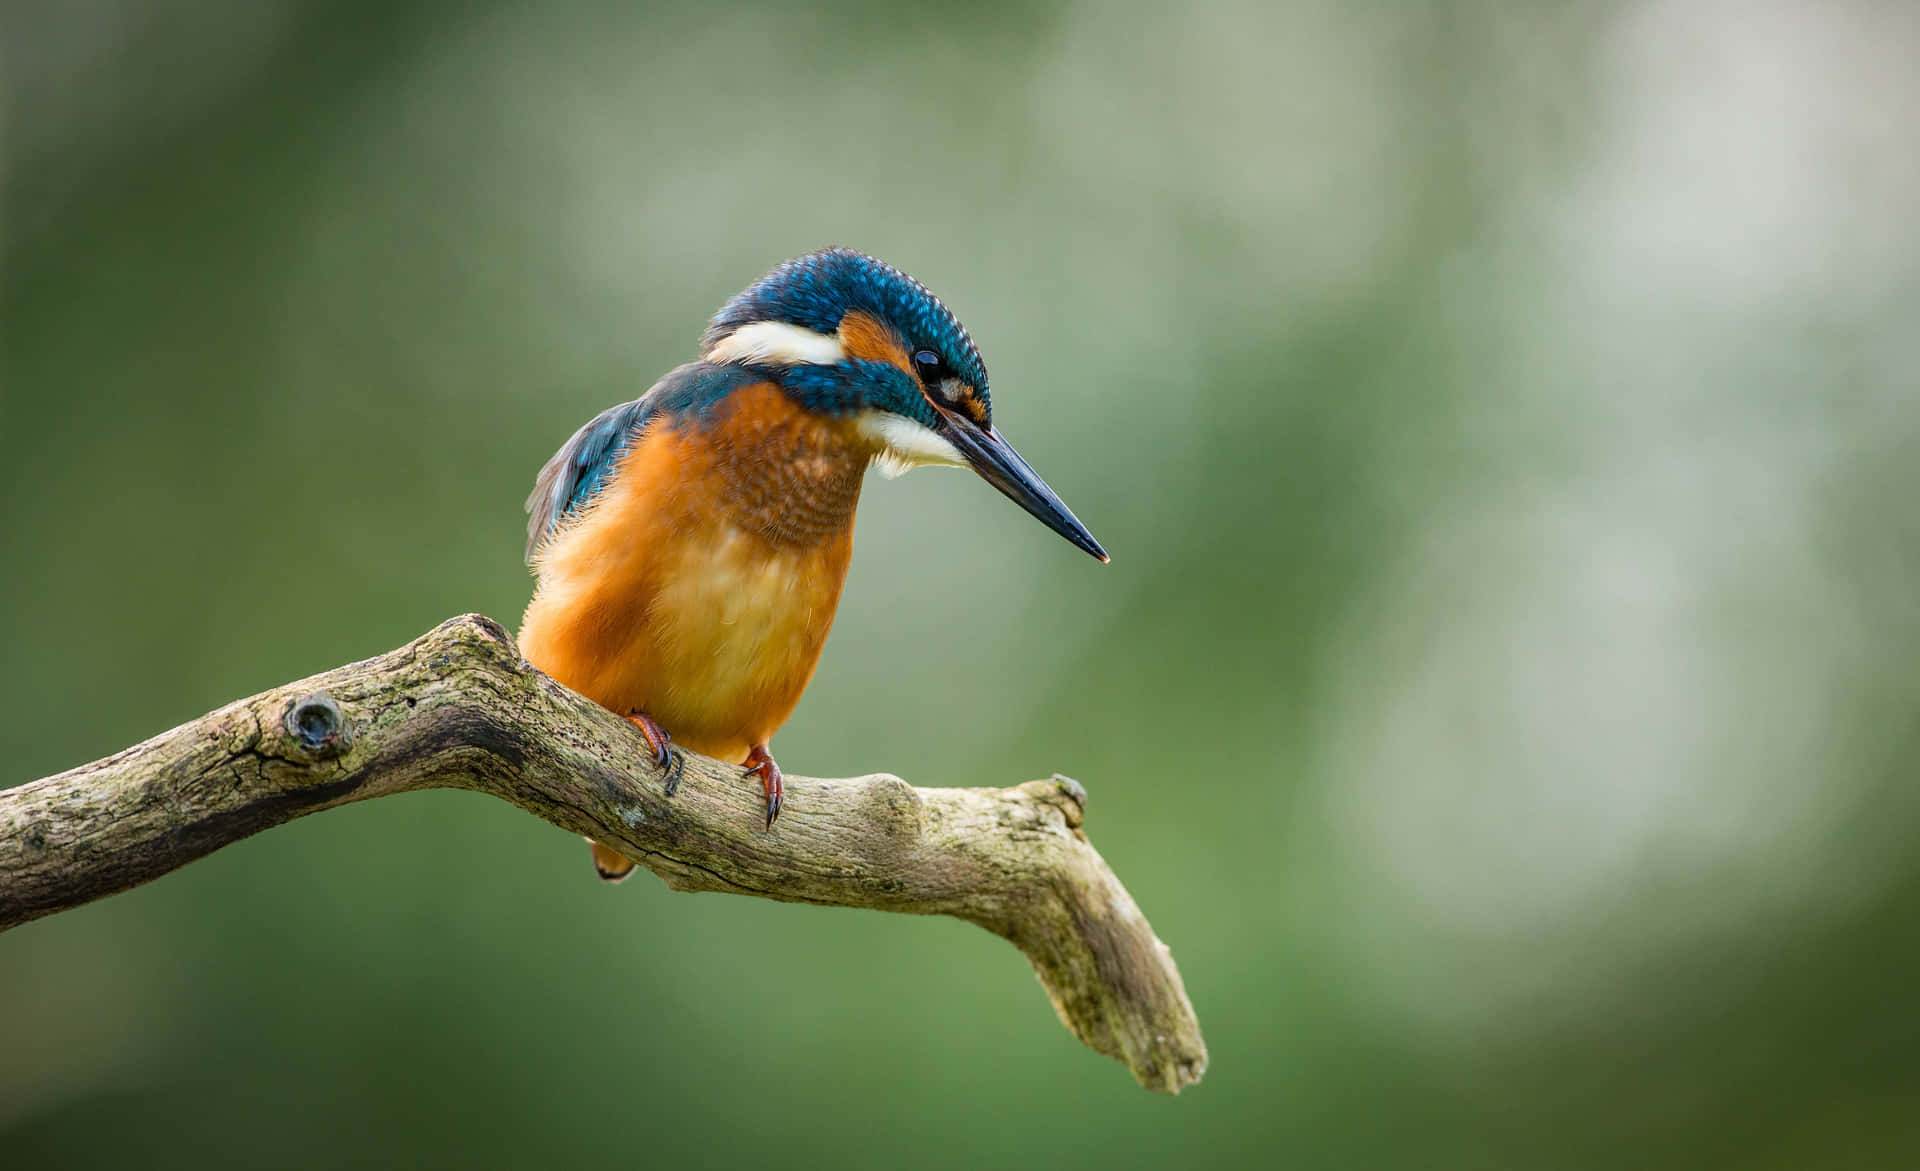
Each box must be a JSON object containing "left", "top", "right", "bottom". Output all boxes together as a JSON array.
[{"left": 701, "top": 247, "right": 1107, "bottom": 562}]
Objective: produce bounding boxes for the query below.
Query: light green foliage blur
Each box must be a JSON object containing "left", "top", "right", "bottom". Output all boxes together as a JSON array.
[{"left": 5, "top": 0, "right": 1920, "bottom": 1166}]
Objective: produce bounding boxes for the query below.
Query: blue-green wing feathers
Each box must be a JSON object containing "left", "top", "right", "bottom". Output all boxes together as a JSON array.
[
  {"left": 523, "top": 362, "right": 763, "bottom": 563},
  {"left": 523, "top": 399, "right": 653, "bottom": 562}
]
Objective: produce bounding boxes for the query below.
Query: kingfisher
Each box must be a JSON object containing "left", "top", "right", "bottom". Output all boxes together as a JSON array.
[{"left": 519, "top": 247, "right": 1106, "bottom": 881}]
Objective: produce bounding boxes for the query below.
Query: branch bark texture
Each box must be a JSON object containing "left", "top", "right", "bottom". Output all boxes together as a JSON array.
[{"left": 0, "top": 616, "right": 1206, "bottom": 1093}]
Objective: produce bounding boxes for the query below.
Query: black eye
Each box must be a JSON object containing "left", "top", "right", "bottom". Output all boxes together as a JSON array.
[{"left": 912, "top": 350, "right": 944, "bottom": 381}]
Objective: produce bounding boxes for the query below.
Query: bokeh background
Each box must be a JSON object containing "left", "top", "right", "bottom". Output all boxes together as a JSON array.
[{"left": 5, "top": 0, "right": 1920, "bottom": 1166}]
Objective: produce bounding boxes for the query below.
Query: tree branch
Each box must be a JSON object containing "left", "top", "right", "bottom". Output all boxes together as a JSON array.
[{"left": 0, "top": 616, "right": 1206, "bottom": 1093}]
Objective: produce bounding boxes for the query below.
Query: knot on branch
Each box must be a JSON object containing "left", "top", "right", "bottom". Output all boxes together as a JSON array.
[
  {"left": 1007, "top": 774, "right": 1088, "bottom": 831},
  {"left": 860, "top": 774, "right": 925, "bottom": 834},
  {"left": 425, "top": 613, "right": 526, "bottom": 671},
  {"left": 283, "top": 692, "right": 351, "bottom": 761},
  {"left": 1049, "top": 773, "right": 1088, "bottom": 828}
]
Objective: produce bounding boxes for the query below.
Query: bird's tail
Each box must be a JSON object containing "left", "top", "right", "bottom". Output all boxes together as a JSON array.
[{"left": 588, "top": 839, "right": 638, "bottom": 883}]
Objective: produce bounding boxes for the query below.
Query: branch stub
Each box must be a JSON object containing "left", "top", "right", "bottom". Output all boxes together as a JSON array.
[{"left": 284, "top": 692, "right": 352, "bottom": 761}]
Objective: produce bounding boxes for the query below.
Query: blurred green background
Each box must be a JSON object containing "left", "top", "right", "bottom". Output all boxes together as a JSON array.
[{"left": 6, "top": 0, "right": 1920, "bottom": 1166}]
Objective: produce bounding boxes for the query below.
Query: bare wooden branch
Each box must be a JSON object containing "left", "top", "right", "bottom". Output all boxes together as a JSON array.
[{"left": 0, "top": 616, "right": 1206, "bottom": 1093}]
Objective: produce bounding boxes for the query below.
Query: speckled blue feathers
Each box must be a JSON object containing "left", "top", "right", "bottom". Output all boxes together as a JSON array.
[
  {"left": 524, "top": 362, "right": 760, "bottom": 561},
  {"left": 704, "top": 247, "right": 990, "bottom": 407}
]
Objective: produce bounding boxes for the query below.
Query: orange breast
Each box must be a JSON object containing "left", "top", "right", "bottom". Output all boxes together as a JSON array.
[{"left": 518, "top": 383, "right": 872, "bottom": 763}]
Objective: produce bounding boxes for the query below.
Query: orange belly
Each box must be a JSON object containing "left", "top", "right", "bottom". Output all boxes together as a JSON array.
[{"left": 518, "top": 385, "right": 866, "bottom": 762}]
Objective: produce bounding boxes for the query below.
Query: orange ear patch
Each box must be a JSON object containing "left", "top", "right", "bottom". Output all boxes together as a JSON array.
[
  {"left": 951, "top": 387, "right": 990, "bottom": 426},
  {"left": 838, "top": 310, "right": 913, "bottom": 373}
]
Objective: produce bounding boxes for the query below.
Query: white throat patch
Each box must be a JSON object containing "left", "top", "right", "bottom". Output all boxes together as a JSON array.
[
  {"left": 706, "top": 320, "right": 846, "bottom": 367},
  {"left": 857, "top": 411, "right": 967, "bottom": 479}
]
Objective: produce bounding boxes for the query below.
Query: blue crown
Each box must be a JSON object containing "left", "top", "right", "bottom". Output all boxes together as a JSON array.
[{"left": 704, "top": 248, "right": 990, "bottom": 405}]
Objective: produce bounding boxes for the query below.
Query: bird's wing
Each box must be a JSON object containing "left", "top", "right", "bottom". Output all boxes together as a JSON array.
[
  {"left": 523, "top": 397, "right": 657, "bottom": 563},
  {"left": 523, "top": 362, "right": 763, "bottom": 563}
]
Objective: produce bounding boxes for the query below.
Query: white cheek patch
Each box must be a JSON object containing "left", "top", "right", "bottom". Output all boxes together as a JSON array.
[
  {"left": 706, "top": 320, "right": 846, "bottom": 367},
  {"left": 857, "top": 411, "right": 967, "bottom": 479}
]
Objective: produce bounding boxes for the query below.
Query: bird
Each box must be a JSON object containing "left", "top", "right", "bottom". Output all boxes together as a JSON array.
[{"left": 518, "top": 247, "right": 1106, "bottom": 881}]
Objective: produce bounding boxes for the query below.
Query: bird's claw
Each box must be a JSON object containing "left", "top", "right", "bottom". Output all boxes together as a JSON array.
[
  {"left": 743, "top": 746, "right": 784, "bottom": 830},
  {"left": 626, "top": 711, "right": 680, "bottom": 793}
]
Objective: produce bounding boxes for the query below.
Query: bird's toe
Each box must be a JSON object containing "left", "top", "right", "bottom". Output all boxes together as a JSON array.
[{"left": 744, "top": 746, "right": 784, "bottom": 830}]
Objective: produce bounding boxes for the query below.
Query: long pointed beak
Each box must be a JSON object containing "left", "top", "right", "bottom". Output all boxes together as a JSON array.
[{"left": 934, "top": 407, "right": 1109, "bottom": 563}]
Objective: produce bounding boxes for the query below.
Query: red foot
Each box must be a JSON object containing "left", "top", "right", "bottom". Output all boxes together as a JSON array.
[
  {"left": 743, "top": 745, "right": 784, "bottom": 830},
  {"left": 626, "top": 711, "right": 683, "bottom": 794}
]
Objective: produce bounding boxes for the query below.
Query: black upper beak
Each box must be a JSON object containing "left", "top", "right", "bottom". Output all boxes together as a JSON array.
[{"left": 934, "top": 407, "right": 1109, "bottom": 563}]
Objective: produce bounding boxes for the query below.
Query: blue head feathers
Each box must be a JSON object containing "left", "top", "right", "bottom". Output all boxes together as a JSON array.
[{"left": 704, "top": 247, "right": 990, "bottom": 414}]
